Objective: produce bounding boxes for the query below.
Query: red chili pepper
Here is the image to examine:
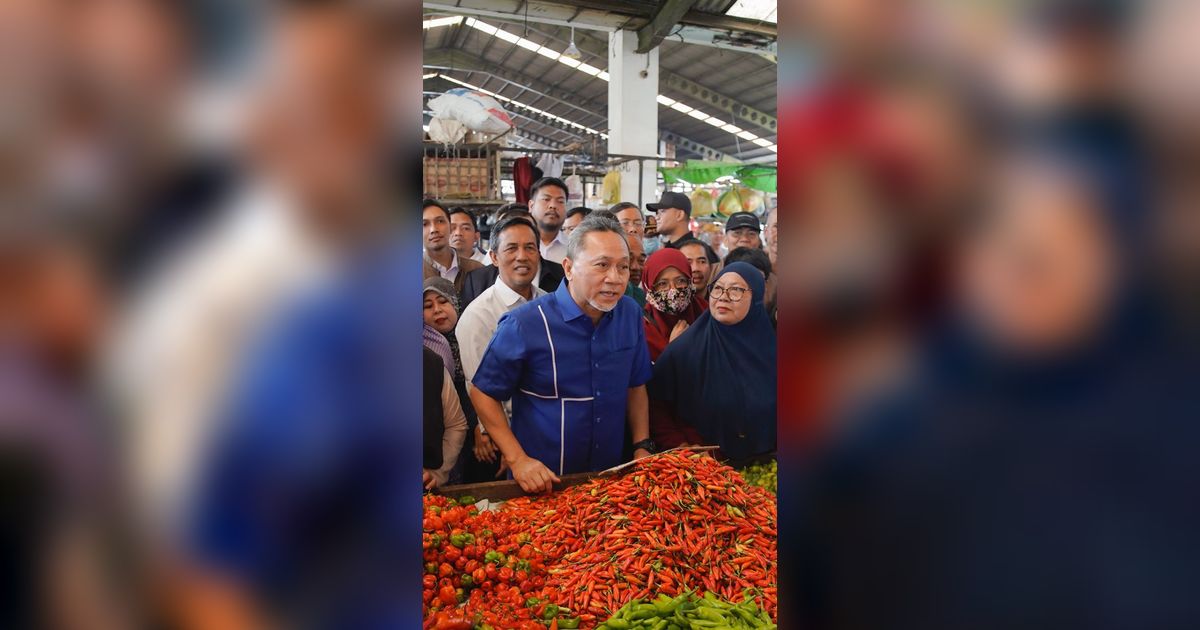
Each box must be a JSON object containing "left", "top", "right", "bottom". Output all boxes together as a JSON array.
[{"left": 423, "top": 451, "right": 777, "bottom": 627}]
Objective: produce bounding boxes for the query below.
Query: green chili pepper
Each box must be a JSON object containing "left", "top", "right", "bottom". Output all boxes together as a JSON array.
[
  {"left": 628, "top": 604, "right": 659, "bottom": 620},
  {"left": 696, "top": 607, "right": 727, "bottom": 624},
  {"left": 655, "top": 593, "right": 685, "bottom": 615}
]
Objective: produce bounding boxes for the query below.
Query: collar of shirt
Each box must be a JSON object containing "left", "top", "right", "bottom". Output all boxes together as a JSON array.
[
  {"left": 494, "top": 277, "right": 537, "bottom": 308},
  {"left": 540, "top": 231, "right": 568, "bottom": 255},
  {"left": 424, "top": 249, "right": 459, "bottom": 278},
  {"left": 553, "top": 280, "right": 604, "bottom": 324}
]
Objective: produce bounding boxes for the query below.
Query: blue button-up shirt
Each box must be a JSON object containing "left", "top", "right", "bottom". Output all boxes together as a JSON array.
[{"left": 472, "top": 281, "right": 653, "bottom": 474}]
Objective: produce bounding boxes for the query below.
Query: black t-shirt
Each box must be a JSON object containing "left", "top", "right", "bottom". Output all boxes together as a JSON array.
[{"left": 662, "top": 232, "right": 702, "bottom": 250}]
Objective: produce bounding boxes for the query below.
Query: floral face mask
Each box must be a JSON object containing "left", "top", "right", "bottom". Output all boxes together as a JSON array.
[{"left": 647, "top": 285, "right": 695, "bottom": 315}]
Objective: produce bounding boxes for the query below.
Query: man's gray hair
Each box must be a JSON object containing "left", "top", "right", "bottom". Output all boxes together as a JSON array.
[{"left": 565, "top": 214, "right": 629, "bottom": 261}]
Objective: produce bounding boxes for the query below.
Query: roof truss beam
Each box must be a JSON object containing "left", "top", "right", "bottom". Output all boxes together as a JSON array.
[
  {"left": 423, "top": 1, "right": 775, "bottom": 44},
  {"left": 519, "top": 23, "right": 777, "bottom": 134},
  {"left": 659, "top": 130, "right": 733, "bottom": 162},
  {"left": 423, "top": 49, "right": 607, "bottom": 123},
  {"left": 636, "top": 0, "right": 702, "bottom": 54}
]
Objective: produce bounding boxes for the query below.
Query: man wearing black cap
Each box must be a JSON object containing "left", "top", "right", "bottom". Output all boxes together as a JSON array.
[
  {"left": 725, "top": 212, "right": 763, "bottom": 251},
  {"left": 648, "top": 191, "right": 700, "bottom": 250}
]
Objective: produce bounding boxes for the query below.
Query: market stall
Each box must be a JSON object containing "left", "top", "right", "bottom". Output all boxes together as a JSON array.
[{"left": 423, "top": 449, "right": 777, "bottom": 630}]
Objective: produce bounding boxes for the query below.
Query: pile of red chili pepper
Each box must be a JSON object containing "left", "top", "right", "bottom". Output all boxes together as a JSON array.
[
  {"left": 423, "top": 450, "right": 777, "bottom": 629},
  {"left": 503, "top": 450, "right": 777, "bottom": 626},
  {"left": 423, "top": 494, "right": 566, "bottom": 629}
]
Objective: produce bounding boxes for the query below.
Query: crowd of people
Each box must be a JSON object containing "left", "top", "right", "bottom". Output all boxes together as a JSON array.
[{"left": 421, "top": 178, "right": 779, "bottom": 492}]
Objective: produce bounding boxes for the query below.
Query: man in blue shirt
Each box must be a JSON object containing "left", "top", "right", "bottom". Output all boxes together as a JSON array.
[{"left": 471, "top": 215, "right": 655, "bottom": 493}]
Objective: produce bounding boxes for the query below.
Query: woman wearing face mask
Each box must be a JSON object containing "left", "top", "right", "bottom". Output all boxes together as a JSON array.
[
  {"left": 647, "top": 263, "right": 777, "bottom": 465},
  {"left": 641, "top": 248, "right": 708, "bottom": 362}
]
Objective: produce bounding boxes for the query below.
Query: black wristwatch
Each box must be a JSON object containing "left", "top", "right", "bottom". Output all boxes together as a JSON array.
[{"left": 632, "top": 439, "right": 658, "bottom": 454}]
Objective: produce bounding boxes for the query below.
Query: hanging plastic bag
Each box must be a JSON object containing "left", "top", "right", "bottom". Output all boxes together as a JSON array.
[
  {"left": 689, "top": 189, "right": 717, "bottom": 217},
  {"left": 565, "top": 173, "right": 584, "bottom": 204},
  {"left": 736, "top": 185, "right": 766, "bottom": 214},
  {"left": 427, "top": 117, "right": 467, "bottom": 145},
  {"left": 428, "top": 88, "right": 514, "bottom": 134},
  {"left": 716, "top": 188, "right": 743, "bottom": 217},
  {"left": 601, "top": 170, "right": 622, "bottom": 205}
]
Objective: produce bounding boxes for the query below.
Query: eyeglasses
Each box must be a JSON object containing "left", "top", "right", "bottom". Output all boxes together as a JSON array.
[
  {"left": 708, "top": 284, "right": 748, "bottom": 302},
  {"left": 619, "top": 219, "right": 645, "bottom": 230},
  {"left": 653, "top": 277, "right": 692, "bottom": 292}
]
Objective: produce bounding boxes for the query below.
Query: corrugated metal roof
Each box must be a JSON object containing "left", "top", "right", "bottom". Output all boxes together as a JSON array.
[{"left": 423, "top": 4, "right": 776, "bottom": 162}]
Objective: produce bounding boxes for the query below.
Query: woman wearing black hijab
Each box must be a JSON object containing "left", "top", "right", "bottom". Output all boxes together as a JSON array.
[{"left": 648, "top": 262, "right": 777, "bottom": 466}]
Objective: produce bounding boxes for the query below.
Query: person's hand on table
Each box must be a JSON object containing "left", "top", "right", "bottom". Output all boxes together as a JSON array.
[
  {"left": 423, "top": 469, "right": 438, "bottom": 490},
  {"left": 633, "top": 448, "right": 653, "bottom": 460},
  {"left": 510, "top": 455, "right": 559, "bottom": 493},
  {"left": 473, "top": 426, "right": 498, "bottom": 462}
]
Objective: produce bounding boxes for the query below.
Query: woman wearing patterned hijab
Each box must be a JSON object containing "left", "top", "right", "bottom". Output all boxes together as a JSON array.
[{"left": 641, "top": 248, "right": 708, "bottom": 362}]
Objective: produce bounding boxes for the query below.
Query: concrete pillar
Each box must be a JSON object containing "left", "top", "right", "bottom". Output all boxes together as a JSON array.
[{"left": 608, "top": 29, "right": 659, "bottom": 209}]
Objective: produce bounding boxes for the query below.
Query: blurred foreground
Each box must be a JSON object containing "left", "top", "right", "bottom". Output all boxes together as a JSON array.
[{"left": 2, "top": 0, "right": 419, "bottom": 628}]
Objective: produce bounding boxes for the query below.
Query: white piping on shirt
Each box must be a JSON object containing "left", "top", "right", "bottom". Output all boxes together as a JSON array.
[
  {"left": 527, "top": 305, "right": 595, "bottom": 475},
  {"left": 537, "top": 305, "right": 559, "bottom": 398},
  {"left": 536, "top": 305, "right": 565, "bottom": 474}
]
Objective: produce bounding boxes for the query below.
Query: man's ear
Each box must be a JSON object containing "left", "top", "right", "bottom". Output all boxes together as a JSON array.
[
  {"left": 490, "top": 248, "right": 498, "bottom": 265},
  {"left": 561, "top": 256, "right": 573, "bottom": 281}
]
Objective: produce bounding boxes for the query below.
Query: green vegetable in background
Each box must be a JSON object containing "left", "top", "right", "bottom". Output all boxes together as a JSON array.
[
  {"left": 738, "top": 459, "right": 777, "bottom": 495},
  {"left": 596, "top": 591, "right": 775, "bottom": 630}
]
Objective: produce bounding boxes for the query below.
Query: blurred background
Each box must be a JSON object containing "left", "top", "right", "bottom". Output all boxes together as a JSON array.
[{"left": 779, "top": 0, "right": 1200, "bottom": 628}]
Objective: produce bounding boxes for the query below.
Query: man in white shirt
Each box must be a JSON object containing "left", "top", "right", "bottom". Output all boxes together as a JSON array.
[
  {"left": 529, "top": 176, "right": 570, "bottom": 264},
  {"left": 456, "top": 215, "right": 547, "bottom": 481},
  {"left": 449, "top": 206, "right": 490, "bottom": 265}
]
